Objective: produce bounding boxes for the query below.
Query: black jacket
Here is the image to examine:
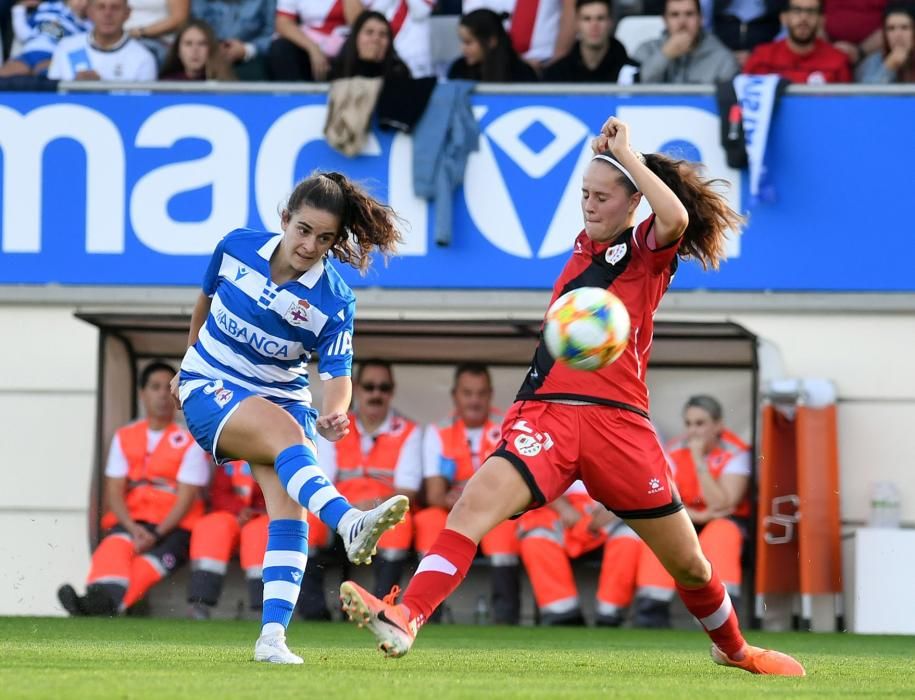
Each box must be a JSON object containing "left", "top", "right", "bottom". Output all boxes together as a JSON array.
[{"left": 543, "top": 38, "right": 638, "bottom": 83}]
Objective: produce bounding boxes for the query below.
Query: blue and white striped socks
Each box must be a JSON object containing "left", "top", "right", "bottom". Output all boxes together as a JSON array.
[
  {"left": 275, "top": 445, "right": 354, "bottom": 530},
  {"left": 261, "top": 519, "right": 309, "bottom": 635}
]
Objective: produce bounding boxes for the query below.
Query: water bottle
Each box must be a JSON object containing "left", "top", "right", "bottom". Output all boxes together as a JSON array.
[
  {"left": 474, "top": 595, "right": 490, "bottom": 625},
  {"left": 868, "top": 481, "right": 901, "bottom": 528}
]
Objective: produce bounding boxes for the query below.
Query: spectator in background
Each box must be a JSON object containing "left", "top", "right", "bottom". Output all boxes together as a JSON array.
[
  {"left": 2, "top": 0, "right": 13, "bottom": 61},
  {"left": 824, "top": 0, "right": 887, "bottom": 66},
  {"left": 187, "top": 461, "right": 268, "bottom": 619},
  {"left": 418, "top": 363, "right": 522, "bottom": 624},
  {"left": 57, "top": 362, "right": 210, "bottom": 617},
  {"left": 544, "top": 0, "right": 639, "bottom": 82},
  {"left": 330, "top": 9, "right": 411, "bottom": 79},
  {"left": 448, "top": 8, "right": 538, "bottom": 81},
  {"left": 743, "top": 0, "right": 851, "bottom": 82},
  {"left": 712, "top": 0, "right": 783, "bottom": 66},
  {"left": 268, "top": 0, "right": 346, "bottom": 80},
  {"left": 350, "top": 0, "right": 434, "bottom": 78},
  {"left": 159, "top": 18, "right": 235, "bottom": 79},
  {"left": 463, "top": 0, "right": 576, "bottom": 67},
  {"left": 633, "top": 0, "right": 739, "bottom": 83},
  {"left": 856, "top": 2, "right": 914, "bottom": 83},
  {"left": 190, "top": 0, "right": 274, "bottom": 80},
  {"left": 298, "top": 361, "right": 422, "bottom": 619},
  {"left": 47, "top": 0, "right": 157, "bottom": 80},
  {"left": 596, "top": 395, "right": 752, "bottom": 628},
  {"left": 123, "top": 0, "right": 189, "bottom": 64},
  {"left": 0, "top": 0, "right": 90, "bottom": 77}
]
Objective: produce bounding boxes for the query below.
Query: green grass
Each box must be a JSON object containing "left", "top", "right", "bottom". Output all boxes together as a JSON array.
[{"left": 1, "top": 618, "right": 913, "bottom": 699}]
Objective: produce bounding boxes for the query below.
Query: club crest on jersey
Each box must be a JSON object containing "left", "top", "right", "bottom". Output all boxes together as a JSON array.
[
  {"left": 285, "top": 299, "right": 310, "bottom": 328},
  {"left": 168, "top": 431, "right": 190, "bottom": 448},
  {"left": 605, "top": 243, "right": 627, "bottom": 265}
]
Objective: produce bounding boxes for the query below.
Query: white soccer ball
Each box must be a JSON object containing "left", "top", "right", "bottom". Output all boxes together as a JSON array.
[{"left": 543, "top": 287, "right": 631, "bottom": 371}]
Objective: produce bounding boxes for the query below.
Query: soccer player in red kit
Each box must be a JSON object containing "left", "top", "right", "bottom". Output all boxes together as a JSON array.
[{"left": 339, "top": 117, "right": 805, "bottom": 676}]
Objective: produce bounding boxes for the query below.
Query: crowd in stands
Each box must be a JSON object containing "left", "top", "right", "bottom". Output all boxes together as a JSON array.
[
  {"left": 1, "top": 0, "right": 913, "bottom": 85},
  {"left": 58, "top": 360, "right": 754, "bottom": 628}
]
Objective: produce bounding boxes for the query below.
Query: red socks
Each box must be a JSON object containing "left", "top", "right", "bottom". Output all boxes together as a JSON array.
[
  {"left": 402, "top": 528, "right": 477, "bottom": 627},
  {"left": 676, "top": 568, "right": 746, "bottom": 658}
]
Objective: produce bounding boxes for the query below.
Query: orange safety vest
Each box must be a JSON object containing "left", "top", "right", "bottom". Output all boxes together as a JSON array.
[
  {"left": 668, "top": 429, "right": 751, "bottom": 518},
  {"left": 433, "top": 411, "right": 503, "bottom": 487},
  {"left": 106, "top": 420, "right": 205, "bottom": 530},
  {"left": 209, "top": 461, "right": 265, "bottom": 514},
  {"left": 334, "top": 412, "right": 418, "bottom": 491}
]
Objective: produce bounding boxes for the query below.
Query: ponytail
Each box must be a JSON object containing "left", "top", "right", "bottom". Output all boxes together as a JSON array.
[
  {"left": 284, "top": 172, "right": 403, "bottom": 273},
  {"left": 642, "top": 153, "right": 744, "bottom": 270}
]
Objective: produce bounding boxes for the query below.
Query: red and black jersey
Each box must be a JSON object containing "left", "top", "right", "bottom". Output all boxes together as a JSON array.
[{"left": 516, "top": 215, "right": 680, "bottom": 417}]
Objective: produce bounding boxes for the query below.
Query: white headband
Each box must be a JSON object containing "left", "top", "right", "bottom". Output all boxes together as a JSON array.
[{"left": 592, "top": 153, "right": 641, "bottom": 191}]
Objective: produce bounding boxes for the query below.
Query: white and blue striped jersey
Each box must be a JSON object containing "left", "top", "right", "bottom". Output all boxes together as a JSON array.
[
  {"left": 13, "top": 1, "right": 91, "bottom": 56},
  {"left": 180, "top": 229, "right": 356, "bottom": 406}
]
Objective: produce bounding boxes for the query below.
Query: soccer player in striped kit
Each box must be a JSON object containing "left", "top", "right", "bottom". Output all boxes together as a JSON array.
[
  {"left": 340, "top": 117, "right": 806, "bottom": 676},
  {"left": 174, "top": 172, "right": 408, "bottom": 664}
]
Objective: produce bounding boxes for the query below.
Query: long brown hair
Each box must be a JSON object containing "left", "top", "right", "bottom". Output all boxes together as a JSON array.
[
  {"left": 284, "top": 172, "right": 402, "bottom": 273},
  {"left": 160, "top": 19, "right": 235, "bottom": 81},
  {"left": 607, "top": 152, "right": 745, "bottom": 270},
  {"left": 882, "top": 2, "right": 915, "bottom": 83}
]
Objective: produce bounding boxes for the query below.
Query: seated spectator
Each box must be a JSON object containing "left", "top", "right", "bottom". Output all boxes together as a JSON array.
[
  {"left": 447, "top": 8, "right": 538, "bottom": 81},
  {"left": 418, "top": 363, "right": 522, "bottom": 624},
  {"left": 743, "top": 0, "right": 851, "bottom": 82},
  {"left": 712, "top": 0, "right": 783, "bottom": 65},
  {"left": 351, "top": 0, "right": 434, "bottom": 78},
  {"left": 463, "top": 0, "right": 576, "bottom": 66},
  {"left": 57, "top": 362, "right": 210, "bottom": 616},
  {"left": 159, "top": 18, "right": 234, "bottom": 79},
  {"left": 0, "top": 0, "right": 90, "bottom": 76},
  {"left": 633, "top": 0, "right": 739, "bottom": 83},
  {"left": 329, "top": 10, "right": 411, "bottom": 79},
  {"left": 187, "top": 461, "right": 268, "bottom": 619},
  {"left": 123, "top": 0, "right": 189, "bottom": 64},
  {"left": 518, "top": 482, "right": 626, "bottom": 626},
  {"left": 190, "top": 0, "right": 273, "bottom": 81},
  {"left": 543, "top": 0, "right": 638, "bottom": 83},
  {"left": 597, "top": 395, "right": 752, "bottom": 628},
  {"left": 268, "top": 0, "right": 346, "bottom": 81},
  {"left": 856, "top": 2, "right": 914, "bottom": 83},
  {"left": 47, "top": 0, "right": 157, "bottom": 80},
  {"left": 298, "top": 361, "right": 422, "bottom": 619},
  {"left": 824, "top": 0, "right": 888, "bottom": 66}
]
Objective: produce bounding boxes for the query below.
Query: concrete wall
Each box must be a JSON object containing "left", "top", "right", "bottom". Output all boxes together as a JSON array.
[{"left": 2, "top": 301, "right": 912, "bottom": 616}]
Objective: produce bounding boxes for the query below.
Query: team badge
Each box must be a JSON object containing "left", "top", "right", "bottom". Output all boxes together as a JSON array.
[
  {"left": 213, "top": 388, "right": 234, "bottom": 408},
  {"left": 514, "top": 434, "right": 542, "bottom": 457},
  {"left": 605, "top": 243, "right": 627, "bottom": 265},
  {"left": 168, "top": 431, "right": 190, "bottom": 448},
  {"left": 285, "top": 299, "right": 311, "bottom": 328}
]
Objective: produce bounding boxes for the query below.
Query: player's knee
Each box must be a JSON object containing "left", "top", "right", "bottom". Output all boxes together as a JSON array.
[{"left": 671, "top": 551, "right": 711, "bottom": 587}]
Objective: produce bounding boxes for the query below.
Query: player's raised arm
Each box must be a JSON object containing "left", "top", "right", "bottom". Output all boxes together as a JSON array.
[{"left": 596, "top": 117, "right": 688, "bottom": 248}]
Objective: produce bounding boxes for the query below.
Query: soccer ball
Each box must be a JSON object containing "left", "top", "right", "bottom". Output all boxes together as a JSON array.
[{"left": 543, "top": 287, "right": 630, "bottom": 371}]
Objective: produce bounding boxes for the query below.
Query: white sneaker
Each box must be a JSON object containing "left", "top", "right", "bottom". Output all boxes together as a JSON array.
[
  {"left": 253, "top": 634, "right": 304, "bottom": 664},
  {"left": 341, "top": 495, "right": 410, "bottom": 565}
]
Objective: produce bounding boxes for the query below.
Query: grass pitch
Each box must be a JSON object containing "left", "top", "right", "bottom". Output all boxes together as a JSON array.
[{"left": 1, "top": 617, "right": 913, "bottom": 699}]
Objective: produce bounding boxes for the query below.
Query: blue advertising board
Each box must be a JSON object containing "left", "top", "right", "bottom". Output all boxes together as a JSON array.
[{"left": 0, "top": 91, "right": 912, "bottom": 290}]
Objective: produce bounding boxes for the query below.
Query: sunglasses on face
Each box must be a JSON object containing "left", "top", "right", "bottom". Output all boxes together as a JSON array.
[{"left": 360, "top": 382, "right": 393, "bottom": 394}]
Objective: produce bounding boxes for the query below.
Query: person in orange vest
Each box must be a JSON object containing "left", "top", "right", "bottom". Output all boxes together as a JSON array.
[
  {"left": 298, "top": 360, "right": 423, "bottom": 619},
  {"left": 418, "top": 362, "right": 521, "bottom": 624},
  {"left": 518, "top": 481, "right": 611, "bottom": 625},
  {"left": 57, "top": 361, "right": 211, "bottom": 616},
  {"left": 596, "top": 394, "right": 752, "bottom": 627},
  {"left": 187, "top": 460, "right": 269, "bottom": 619}
]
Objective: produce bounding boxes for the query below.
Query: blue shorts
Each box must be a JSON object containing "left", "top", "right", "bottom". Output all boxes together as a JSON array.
[
  {"left": 179, "top": 376, "right": 318, "bottom": 461},
  {"left": 16, "top": 50, "right": 53, "bottom": 70}
]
